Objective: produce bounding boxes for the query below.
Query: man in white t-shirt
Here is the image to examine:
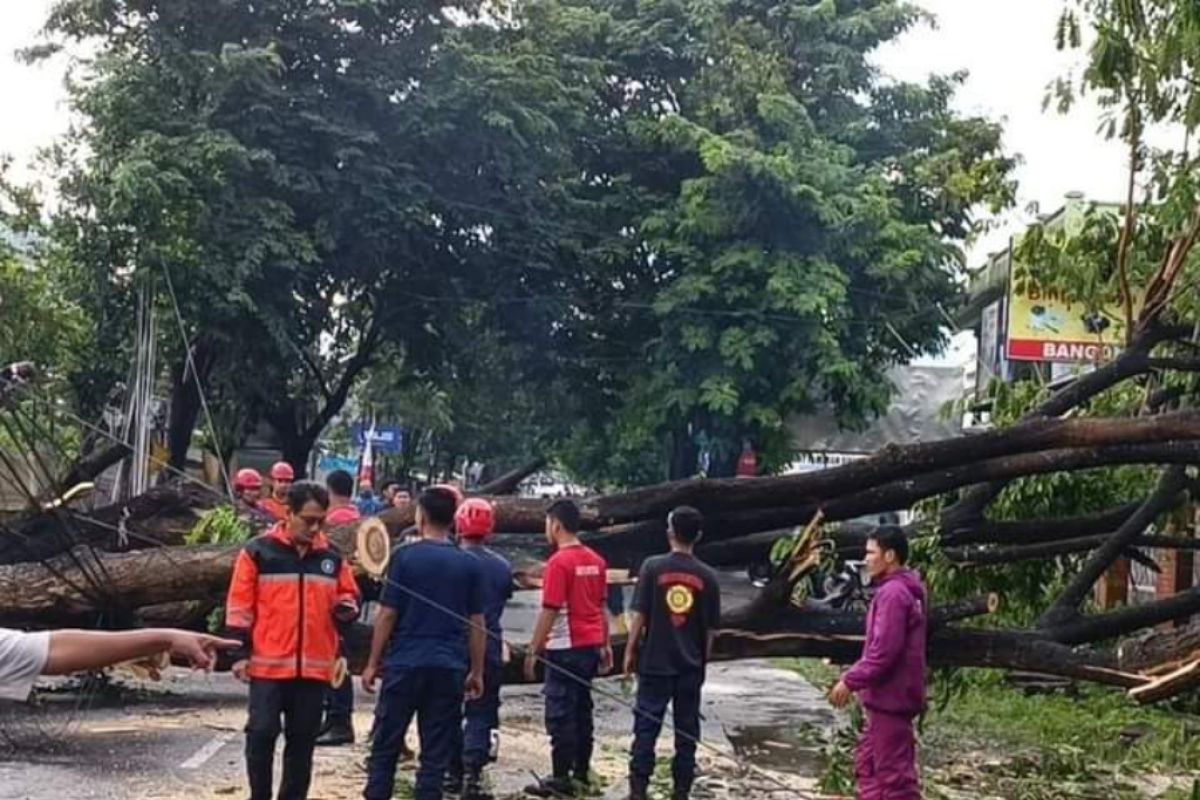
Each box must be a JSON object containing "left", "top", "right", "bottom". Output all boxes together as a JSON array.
[{"left": 0, "top": 627, "right": 238, "bottom": 702}]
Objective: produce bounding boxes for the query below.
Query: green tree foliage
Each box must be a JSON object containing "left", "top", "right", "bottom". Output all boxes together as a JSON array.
[
  {"left": 913, "top": 0, "right": 1200, "bottom": 624},
  {"left": 24, "top": 0, "right": 1014, "bottom": 486},
  {"left": 918, "top": 379, "right": 1160, "bottom": 625},
  {"left": 34, "top": 0, "right": 590, "bottom": 472},
  {"left": 508, "top": 0, "right": 1016, "bottom": 484},
  {"left": 1028, "top": 1, "right": 1200, "bottom": 331}
]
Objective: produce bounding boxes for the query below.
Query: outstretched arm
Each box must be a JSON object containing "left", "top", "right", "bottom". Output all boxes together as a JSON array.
[{"left": 44, "top": 629, "right": 239, "bottom": 674}]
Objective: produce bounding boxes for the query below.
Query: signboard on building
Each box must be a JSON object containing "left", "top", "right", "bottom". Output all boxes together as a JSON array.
[
  {"left": 1005, "top": 280, "right": 1128, "bottom": 364},
  {"left": 976, "top": 298, "right": 1009, "bottom": 396},
  {"left": 350, "top": 423, "right": 404, "bottom": 454}
]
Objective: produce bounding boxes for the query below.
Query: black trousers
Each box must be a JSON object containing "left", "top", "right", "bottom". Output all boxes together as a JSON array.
[
  {"left": 246, "top": 678, "right": 327, "bottom": 800},
  {"left": 364, "top": 667, "right": 465, "bottom": 800},
  {"left": 629, "top": 671, "right": 705, "bottom": 792},
  {"left": 542, "top": 647, "right": 600, "bottom": 781}
]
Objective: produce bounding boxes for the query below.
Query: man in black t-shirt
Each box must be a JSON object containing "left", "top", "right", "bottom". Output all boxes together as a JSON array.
[{"left": 623, "top": 506, "right": 721, "bottom": 800}]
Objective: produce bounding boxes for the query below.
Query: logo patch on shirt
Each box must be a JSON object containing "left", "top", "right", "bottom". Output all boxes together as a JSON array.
[
  {"left": 321, "top": 558, "right": 336, "bottom": 575},
  {"left": 575, "top": 565, "right": 601, "bottom": 577},
  {"left": 666, "top": 584, "right": 695, "bottom": 627}
]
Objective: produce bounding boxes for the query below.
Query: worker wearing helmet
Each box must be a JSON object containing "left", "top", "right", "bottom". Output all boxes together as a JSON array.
[
  {"left": 445, "top": 498, "right": 512, "bottom": 800},
  {"left": 234, "top": 468, "right": 264, "bottom": 510},
  {"left": 261, "top": 462, "right": 295, "bottom": 522}
]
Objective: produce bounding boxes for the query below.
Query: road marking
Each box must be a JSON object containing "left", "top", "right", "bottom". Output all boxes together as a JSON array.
[{"left": 180, "top": 732, "right": 234, "bottom": 769}]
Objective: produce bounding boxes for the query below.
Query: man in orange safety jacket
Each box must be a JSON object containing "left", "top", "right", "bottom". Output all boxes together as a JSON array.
[
  {"left": 260, "top": 461, "right": 295, "bottom": 522},
  {"left": 226, "top": 481, "right": 361, "bottom": 800}
]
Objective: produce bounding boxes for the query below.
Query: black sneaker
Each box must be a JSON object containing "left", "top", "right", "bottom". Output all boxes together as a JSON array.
[
  {"left": 523, "top": 777, "right": 575, "bottom": 798},
  {"left": 314, "top": 721, "right": 355, "bottom": 747},
  {"left": 463, "top": 774, "right": 494, "bottom": 800},
  {"left": 443, "top": 773, "right": 464, "bottom": 796}
]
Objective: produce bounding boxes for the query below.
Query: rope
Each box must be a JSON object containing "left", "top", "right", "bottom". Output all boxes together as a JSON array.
[{"left": 373, "top": 564, "right": 831, "bottom": 800}]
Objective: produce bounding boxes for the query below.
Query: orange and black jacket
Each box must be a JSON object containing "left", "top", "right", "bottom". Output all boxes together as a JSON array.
[
  {"left": 225, "top": 524, "right": 360, "bottom": 682},
  {"left": 259, "top": 496, "right": 289, "bottom": 522}
]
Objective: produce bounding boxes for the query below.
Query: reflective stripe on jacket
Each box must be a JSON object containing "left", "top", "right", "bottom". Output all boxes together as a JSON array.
[{"left": 225, "top": 524, "right": 360, "bottom": 682}]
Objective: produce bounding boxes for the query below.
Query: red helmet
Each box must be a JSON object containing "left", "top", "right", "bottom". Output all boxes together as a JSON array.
[
  {"left": 234, "top": 468, "right": 263, "bottom": 491},
  {"left": 455, "top": 498, "right": 495, "bottom": 539},
  {"left": 270, "top": 461, "right": 295, "bottom": 481},
  {"left": 429, "top": 483, "right": 464, "bottom": 508}
]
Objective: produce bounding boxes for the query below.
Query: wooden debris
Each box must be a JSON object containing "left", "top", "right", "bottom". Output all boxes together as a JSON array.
[{"left": 1130, "top": 657, "right": 1200, "bottom": 704}]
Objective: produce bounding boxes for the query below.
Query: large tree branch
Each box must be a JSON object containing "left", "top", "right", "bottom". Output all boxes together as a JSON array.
[
  {"left": 300, "top": 315, "right": 381, "bottom": 443},
  {"left": 942, "top": 502, "right": 1140, "bottom": 546},
  {"left": 944, "top": 534, "right": 1200, "bottom": 566},
  {"left": 592, "top": 411, "right": 1200, "bottom": 526},
  {"left": 939, "top": 325, "right": 1185, "bottom": 528},
  {"left": 1039, "top": 467, "right": 1190, "bottom": 627},
  {"left": 55, "top": 441, "right": 130, "bottom": 498},
  {"left": 367, "top": 440, "right": 1200, "bottom": 545},
  {"left": 296, "top": 346, "right": 334, "bottom": 403},
  {"left": 1046, "top": 582, "right": 1200, "bottom": 646},
  {"left": 1146, "top": 356, "right": 1200, "bottom": 372}
]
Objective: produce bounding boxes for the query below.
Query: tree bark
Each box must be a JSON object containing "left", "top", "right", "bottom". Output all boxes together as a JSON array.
[
  {"left": 1044, "top": 582, "right": 1200, "bottom": 645},
  {"left": 1117, "top": 623, "right": 1200, "bottom": 672},
  {"left": 53, "top": 442, "right": 131, "bottom": 499},
  {"left": 944, "top": 534, "right": 1200, "bottom": 566},
  {"left": 371, "top": 437, "right": 1200, "bottom": 540},
  {"left": 0, "top": 544, "right": 233, "bottom": 627},
  {"left": 941, "top": 502, "right": 1141, "bottom": 546},
  {"left": 0, "top": 483, "right": 220, "bottom": 566},
  {"left": 1040, "top": 467, "right": 1189, "bottom": 627}
]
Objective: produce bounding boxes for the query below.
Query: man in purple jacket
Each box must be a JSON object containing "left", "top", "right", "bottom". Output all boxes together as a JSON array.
[{"left": 828, "top": 526, "right": 927, "bottom": 800}]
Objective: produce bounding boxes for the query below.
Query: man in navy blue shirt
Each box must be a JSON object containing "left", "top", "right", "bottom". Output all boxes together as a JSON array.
[
  {"left": 362, "top": 487, "right": 486, "bottom": 800},
  {"left": 445, "top": 498, "right": 513, "bottom": 800}
]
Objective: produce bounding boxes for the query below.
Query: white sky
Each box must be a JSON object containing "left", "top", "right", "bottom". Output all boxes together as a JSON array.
[
  {"left": 0, "top": 0, "right": 69, "bottom": 194},
  {"left": 1, "top": 0, "right": 1135, "bottom": 239},
  {"left": 0, "top": 0, "right": 1147, "bottom": 365}
]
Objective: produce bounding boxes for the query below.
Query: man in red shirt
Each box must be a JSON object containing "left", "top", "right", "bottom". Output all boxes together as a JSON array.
[{"left": 524, "top": 499, "right": 612, "bottom": 798}]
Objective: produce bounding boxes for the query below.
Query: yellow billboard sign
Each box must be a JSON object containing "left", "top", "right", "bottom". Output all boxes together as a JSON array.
[{"left": 1006, "top": 281, "right": 1130, "bottom": 363}]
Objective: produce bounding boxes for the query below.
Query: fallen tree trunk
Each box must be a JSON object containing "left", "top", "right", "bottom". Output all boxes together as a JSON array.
[
  {"left": 0, "top": 544, "right": 233, "bottom": 627},
  {"left": 366, "top": 416, "right": 1200, "bottom": 536},
  {"left": 9, "top": 417, "right": 1200, "bottom": 570},
  {"left": 333, "top": 615, "right": 1137, "bottom": 689},
  {"left": 1118, "top": 622, "right": 1200, "bottom": 672}
]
